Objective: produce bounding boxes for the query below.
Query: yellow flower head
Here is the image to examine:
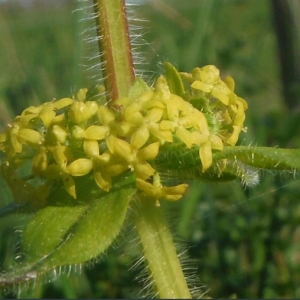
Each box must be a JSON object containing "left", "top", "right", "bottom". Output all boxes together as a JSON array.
[{"left": 0, "top": 65, "right": 248, "bottom": 206}]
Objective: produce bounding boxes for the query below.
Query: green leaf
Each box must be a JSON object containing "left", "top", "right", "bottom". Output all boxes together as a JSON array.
[
  {"left": 24, "top": 187, "right": 136, "bottom": 267},
  {"left": 0, "top": 185, "right": 136, "bottom": 288},
  {"left": 23, "top": 205, "right": 88, "bottom": 263},
  {"left": 164, "top": 62, "right": 186, "bottom": 99}
]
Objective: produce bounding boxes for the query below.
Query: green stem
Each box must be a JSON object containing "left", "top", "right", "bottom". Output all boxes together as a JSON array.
[
  {"left": 93, "top": 1, "right": 191, "bottom": 297},
  {"left": 93, "top": 0, "right": 135, "bottom": 101},
  {"left": 135, "top": 199, "right": 192, "bottom": 299}
]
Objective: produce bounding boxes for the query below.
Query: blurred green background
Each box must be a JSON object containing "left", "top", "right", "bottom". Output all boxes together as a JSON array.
[{"left": 1, "top": 0, "right": 300, "bottom": 298}]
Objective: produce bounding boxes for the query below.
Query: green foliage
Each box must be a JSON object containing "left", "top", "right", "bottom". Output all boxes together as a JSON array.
[
  {"left": 24, "top": 187, "right": 135, "bottom": 266},
  {"left": 0, "top": 173, "right": 135, "bottom": 292}
]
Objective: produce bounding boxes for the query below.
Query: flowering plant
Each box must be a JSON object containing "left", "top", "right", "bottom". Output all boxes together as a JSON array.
[{"left": 1, "top": 0, "right": 300, "bottom": 298}]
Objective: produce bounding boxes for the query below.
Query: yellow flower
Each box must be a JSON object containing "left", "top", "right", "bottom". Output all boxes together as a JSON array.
[
  {"left": 41, "top": 142, "right": 77, "bottom": 198},
  {"left": 136, "top": 173, "right": 188, "bottom": 206},
  {"left": 0, "top": 64, "right": 249, "bottom": 206},
  {"left": 120, "top": 94, "right": 173, "bottom": 145},
  {"left": 106, "top": 135, "right": 159, "bottom": 180},
  {"left": 190, "top": 65, "right": 232, "bottom": 106}
]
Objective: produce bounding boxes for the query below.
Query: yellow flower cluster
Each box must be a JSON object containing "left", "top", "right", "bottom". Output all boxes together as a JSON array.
[{"left": 0, "top": 65, "right": 247, "bottom": 206}]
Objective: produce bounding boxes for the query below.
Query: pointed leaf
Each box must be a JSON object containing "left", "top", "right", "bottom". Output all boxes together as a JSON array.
[
  {"left": 0, "top": 184, "right": 136, "bottom": 289},
  {"left": 165, "top": 62, "right": 186, "bottom": 99},
  {"left": 23, "top": 187, "right": 136, "bottom": 268}
]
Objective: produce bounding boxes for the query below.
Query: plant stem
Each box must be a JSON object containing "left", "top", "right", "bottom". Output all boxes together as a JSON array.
[
  {"left": 93, "top": 0, "right": 135, "bottom": 101},
  {"left": 93, "top": 1, "right": 191, "bottom": 297},
  {"left": 135, "top": 200, "right": 192, "bottom": 299}
]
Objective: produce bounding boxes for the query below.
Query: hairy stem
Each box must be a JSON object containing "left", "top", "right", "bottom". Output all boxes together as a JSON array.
[
  {"left": 92, "top": 1, "right": 191, "bottom": 297},
  {"left": 135, "top": 200, "right": 192, "bottom": 299},
  {"left": 93, "top": 0, "right": 135, "bottom": 101}
]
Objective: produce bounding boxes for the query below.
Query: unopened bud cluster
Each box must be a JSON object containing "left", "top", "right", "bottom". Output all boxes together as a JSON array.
[{"left": 0, "top": 65, "right": 247, "bottom": 206}]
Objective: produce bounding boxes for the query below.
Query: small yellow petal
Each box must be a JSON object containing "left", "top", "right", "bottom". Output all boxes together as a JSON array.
[
  {"left": 178, "top": 114, "right": 196, "bottom": 128},
  {"left": 22, "top": 105, "right": 41, "bottom": 115},
  {"left": 191, "top": 131, "right": 209, "bottom": 146},
  {"left": 191, "top": 80, "right": 213, "bottom": 93},
  {"left": 134, "top": 162, "right": 155, "bottom": 180},
  {"left": 98, "top": 106, "right": 115, "bottom": 125},
  {"left": 223, "top": 75, "right": 235, "bottom": 92},
  {"left": 226, "top": 126, "right": 242, "bottom": 146},
  {"left": 71, "top": 125, "right": 86, "bottom": 140},
  {"left": 154, "top": 76, "right": 171, "bottom": 100},
  {"left": 164, "top": 97, "right": 180, "bottom": 119},
  {"left": 162, "top": 184, "right": 189, "bottom": 201},
  {"left": 200, "top": 65, "right": 220, "bottom": 83},
  {"left": 106, "top": 135, "right": 133, "bottom": 161},
  {"left": 210, "top": 135, "right": 224, "bottom": 150},
  {"left": 86, "top": 101, "right": 98, "bottom": 116},
  {"left": 39, "top": 109, "right": 56, "bottom": 127},
  {"left": 93, "top": 152, "right": 111, "bottom": 166},
  {"left": 145, "top": 107, "right": 164, "bottom": 123},
  {"left": 223, "top": 110, "right": 232, "bottom": 123},
  {"left": 136, "top": 178, "right": 155, "bottom": 194},
  {"left": 115, "top": 121, "right": 134, "bottom": 137},
  {"left": 50, "top": 114, "right": 66, "bottom": 126},
  {"left": 85, "top": 125, "right": 109, "bottom": 140},
  {"left": 211, "top": 89, "right": 229, "bottom": 105},
  {"left": 149, "top": 123, "right": 173, "bottom": 143},
  {"left": 238, "top": 97, "right": 248, "bottom": 110},
  {"left": 124, "top": 103, "right": 143, "bottom": 124},
  {"left": 94, "top": 170, "right": 112, "bottom": 191},
  {"left": 175, "top": 126, "right": 193, "bottom": 148},
  {"left": 141, "top": 99, "right": 165, "bottom": 110},
  {"left": 180, "top": 71, "right": 194, "bottom": 83},
  {"left": 199, "top": 142, "right": 212, "bottom": 172},
  {"left": 66, "top": 158, "right": 93, "bottom": 176},
  {"left": 84, "top": 139, "right": 99, "bottom": 157},
  {"left": 160, "top": 120, "right": 176, "bottom": 131},
  {"left": 52, "top": 125, "right": 68, "bottom": 144},
  {"left": 76, "top": 88, "right": 87, "bottom": 102},
  {"left": 32, "top": 147, "right": 48, "bottom": 174},
  {"left": 18, "top": 128, "right": 42, "bottom": 145},
  {"left": 19, "top": 113, "right": 38, "bottom": 127},
  {"left": 137, "top": 142, "right": 160, "bottom": 161},
  {"left": 9, "top": 127, "right": 22, "bottom": 153},
  {"left": 233, "top": 101, "right": 246, "bottom": 126},
  {"left": 193, "top": 110, "right": 209, "bottom": 134},
  {"left": 62, "top": 173, "right": 76, "bottom": 198},
  {"left": 131, "top": 125, "right": 149, "bottom": 149},
  {"left": 69, "top": 101, "right": 90, "bottom": 124},
  {"left": 51, "top": 143, "right": 67, "bottom": 167},
  {"left": 105, "top": 162, "right": 129, "bottom": 176},
  {"left": 53, "top": 98, "right": 74, "bottom": 110}
]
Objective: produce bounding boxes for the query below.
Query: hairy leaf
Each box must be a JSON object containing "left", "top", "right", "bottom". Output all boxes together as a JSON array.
[{"left": 0, "top": 184, "right": 136, "bottom": 288}]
